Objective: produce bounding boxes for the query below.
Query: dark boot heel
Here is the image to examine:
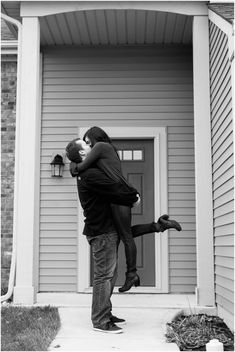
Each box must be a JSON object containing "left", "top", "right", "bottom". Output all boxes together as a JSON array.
[{"left": 134, "top": 276, "right": 140, "bottom": 287}]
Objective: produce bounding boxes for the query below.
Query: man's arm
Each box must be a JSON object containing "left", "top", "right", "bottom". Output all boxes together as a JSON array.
[
  {"left": 70, "top": 162, "right": 80, "bottom": 177},
  {"left": 81, "top": 168, "right": 138, "bottom": 207}
]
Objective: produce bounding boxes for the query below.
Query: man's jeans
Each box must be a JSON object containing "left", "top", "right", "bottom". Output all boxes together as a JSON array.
[{"left": 87, "top": 231, "right": 119, "bottom": 328}]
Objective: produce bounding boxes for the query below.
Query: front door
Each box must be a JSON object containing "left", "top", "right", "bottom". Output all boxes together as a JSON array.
[
  {"left": 113, "top": 139, "right": 155, "bottom": 286},
  {"left": 89, "top": 139, "right": 155, "bottom": 286}
]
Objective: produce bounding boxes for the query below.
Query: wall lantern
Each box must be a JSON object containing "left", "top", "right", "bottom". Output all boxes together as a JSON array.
[{"left": 50, "top": 154, "right": 64, "bottom": 178}]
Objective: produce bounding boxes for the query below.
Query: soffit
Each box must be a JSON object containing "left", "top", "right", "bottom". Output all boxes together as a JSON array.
[{"left": 40, "top": 10, "right": 192, "bottom": 46}]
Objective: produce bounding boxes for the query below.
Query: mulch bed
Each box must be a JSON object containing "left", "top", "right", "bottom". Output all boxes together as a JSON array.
[{"left": 165, "top": 313, "right": 234, "bottom": 351}]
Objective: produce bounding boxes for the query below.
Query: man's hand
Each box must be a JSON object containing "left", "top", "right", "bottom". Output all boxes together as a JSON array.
[{"left": 133, "top": 193, "right": 141, "bottom": 207}]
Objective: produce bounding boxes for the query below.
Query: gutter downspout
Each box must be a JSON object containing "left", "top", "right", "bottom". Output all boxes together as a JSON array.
[{"left": 1, "top": 13, "right": 22, "bottom": 302}]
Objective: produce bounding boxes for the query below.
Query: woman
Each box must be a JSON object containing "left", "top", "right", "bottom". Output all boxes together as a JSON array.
[{"left": 68, "top": 126, "right": 182, "bottom": 292}]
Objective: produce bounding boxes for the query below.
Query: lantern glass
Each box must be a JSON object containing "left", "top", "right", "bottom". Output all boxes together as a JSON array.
[{"left": 50, "top": 154, "right": 64, "bottom": 177}]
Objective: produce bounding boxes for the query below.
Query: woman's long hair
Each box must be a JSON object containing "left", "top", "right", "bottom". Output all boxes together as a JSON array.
[
  {"left": 83, "top": 126, "right": 120, "bottom": 158},
  {"left": 83, "top": 126, "right": 112, "bottom": 147}
]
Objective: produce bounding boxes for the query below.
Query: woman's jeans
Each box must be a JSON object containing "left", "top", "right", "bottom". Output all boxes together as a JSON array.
[
  {"left": 87, "top": 231, "right": 119, "bottom": 328},
  {"left": 111, "top": 204, "right": 155, "bottom": 278}
]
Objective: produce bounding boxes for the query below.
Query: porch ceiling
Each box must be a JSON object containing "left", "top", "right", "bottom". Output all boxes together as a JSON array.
[
  {"left": 1, "top": 1, "right": 193, "bottom": 46},
  {"left": 40, "top": 10, "right": 193, "bottom": 46}
]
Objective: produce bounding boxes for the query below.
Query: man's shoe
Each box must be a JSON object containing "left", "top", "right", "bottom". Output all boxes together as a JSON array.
[
  {"left": 93, "top": 322, "right": 123, "bottom": 334},
  {"left": 110, "top": 315, "right": 126, "bottom": 325}
]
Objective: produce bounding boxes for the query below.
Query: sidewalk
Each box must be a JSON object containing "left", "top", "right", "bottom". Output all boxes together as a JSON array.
[{"left": 48, "top": 307, "right": 180, "bottom": 351}]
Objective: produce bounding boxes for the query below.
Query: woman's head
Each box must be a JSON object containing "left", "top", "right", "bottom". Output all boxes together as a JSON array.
[{"left": 83, "top": 126, "right": 112, "bottom": 147}]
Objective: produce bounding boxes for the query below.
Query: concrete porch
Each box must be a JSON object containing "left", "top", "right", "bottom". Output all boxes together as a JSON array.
[{"left": 44, "top": 294, "right": 217, "bottom": 351}]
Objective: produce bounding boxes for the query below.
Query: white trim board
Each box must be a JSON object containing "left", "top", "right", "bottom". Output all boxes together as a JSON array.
[
  {"left": 13, "top": 17, "right": 41, "bottom": 304},
  {"left": 77, "top": 126, "right": 168, "bottom": 293},
  {"left": 193, "top": 16, "right": 214, "bottom": 306},
  {"left": 21, "top": 1, "right": 208, "bottom": 17}
]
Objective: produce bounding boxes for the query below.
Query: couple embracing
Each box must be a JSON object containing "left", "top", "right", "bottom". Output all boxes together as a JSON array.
[{"left": 65, "top": 126, "right": 181, "bottom": 334}]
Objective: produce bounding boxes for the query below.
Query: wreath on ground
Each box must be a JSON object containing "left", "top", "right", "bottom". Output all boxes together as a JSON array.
[{"left": 166, "top": 313, "right": 234, "bottom": 351}]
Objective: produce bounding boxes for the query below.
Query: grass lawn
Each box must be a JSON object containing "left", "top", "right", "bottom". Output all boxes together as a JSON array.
[
  {"left": 1, "top": 305, "right": 61, "bottom": 351},
  {"left": 166, "top": 313, "right": 234, "bottom": 351}
]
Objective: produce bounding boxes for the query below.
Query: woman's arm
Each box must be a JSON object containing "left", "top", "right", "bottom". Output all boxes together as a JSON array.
[
  {"left": 83, "top": 168, "right": 139, "bottom": 206},
  {"left": 72, "top": 142, "right": 107, "bottom": 175}
]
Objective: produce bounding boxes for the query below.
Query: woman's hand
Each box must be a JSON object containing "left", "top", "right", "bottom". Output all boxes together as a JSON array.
[{"left": 70, "top": 162, "right": 79, "bottom": 177}]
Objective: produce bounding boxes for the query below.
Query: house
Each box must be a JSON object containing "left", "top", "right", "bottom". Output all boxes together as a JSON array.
[{"left": 1, "top": 0, "right": 234, "bottom": 331}]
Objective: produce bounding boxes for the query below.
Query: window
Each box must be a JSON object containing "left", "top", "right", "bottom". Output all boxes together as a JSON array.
[{"left": 118, "top": 149, "right": 143, "bottom": 161}]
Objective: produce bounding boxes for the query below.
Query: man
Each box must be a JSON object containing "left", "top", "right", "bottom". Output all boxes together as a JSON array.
[
  {"left": 66, "top": 138, "right": 139, "bottom": 334},
  {"left": 65, "top": 138, "right": 182, "bottom": 333}
]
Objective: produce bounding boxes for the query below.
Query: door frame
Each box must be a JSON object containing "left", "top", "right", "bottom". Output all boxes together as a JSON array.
[{"left": 77, "top": 126, "right": 168, "bottom": 293}]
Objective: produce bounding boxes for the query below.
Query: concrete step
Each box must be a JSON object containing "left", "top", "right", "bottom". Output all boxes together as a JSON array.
[{"left": 37, "top": 293, "right": 217, "bottom": 315}]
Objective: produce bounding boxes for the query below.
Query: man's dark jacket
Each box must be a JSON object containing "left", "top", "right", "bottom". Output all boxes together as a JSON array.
[{"left": 75, "top": 167, "right": 138, "bottom": 237}]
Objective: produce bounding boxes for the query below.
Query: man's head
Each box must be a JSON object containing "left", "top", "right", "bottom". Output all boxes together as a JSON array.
[{"left": 66, "top": 138, "right": 91, "bottom": 163}]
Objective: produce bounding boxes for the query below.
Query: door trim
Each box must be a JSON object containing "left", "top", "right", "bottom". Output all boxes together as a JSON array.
[{"left": 77, "top": 127, "right": 168, "bottom": 293}]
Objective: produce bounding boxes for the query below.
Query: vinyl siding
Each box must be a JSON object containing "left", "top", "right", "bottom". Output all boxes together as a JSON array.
[
  {"left": 40, "top": 45, "right": 196, "bottom": 293},
  {"left": 209, "top": 21, "right": 234, "bottom": 326}
]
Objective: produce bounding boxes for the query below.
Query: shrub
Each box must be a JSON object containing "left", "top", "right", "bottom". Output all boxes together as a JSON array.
[{"left": 166, "top": 314, "right": 234, "bottom": 351}]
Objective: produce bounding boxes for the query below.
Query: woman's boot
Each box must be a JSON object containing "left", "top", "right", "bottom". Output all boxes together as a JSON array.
[
  {"left": 158, "top": 216, "right": 182, "bottom": 232},
  {"left": 119, "top": 274, "right": 140, "bottom": 293}
]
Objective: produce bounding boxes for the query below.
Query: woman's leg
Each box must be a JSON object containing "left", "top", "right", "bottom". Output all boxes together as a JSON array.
[
  {"left": 131, "top": 223, "right": 159, "bottom": 238},
  {"left": 110, "top": 210, "right": 169, "bottom": 275},
  {"left": 131, "top": 215, "right": 182, "bottom": 237},
  {"left": 111, "top": 204, "right": 137, "bottom": 278}
]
